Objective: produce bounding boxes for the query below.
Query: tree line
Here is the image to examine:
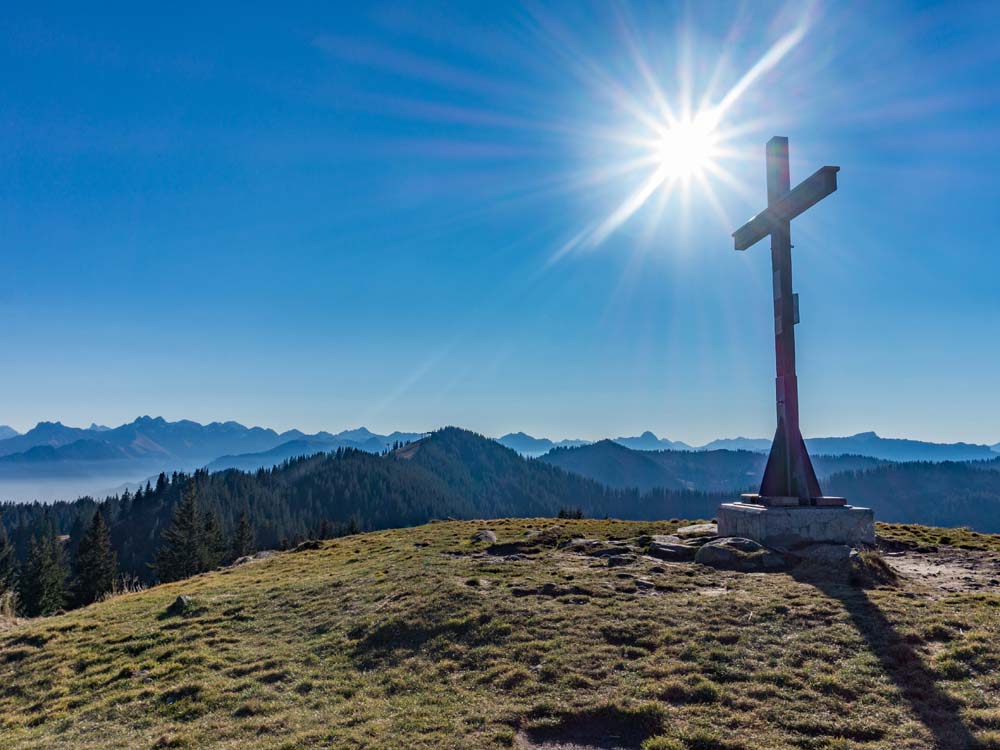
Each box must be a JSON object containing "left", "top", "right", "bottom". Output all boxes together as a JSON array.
[{"left": 0, "top": 429, "right": 733, "bottom": 617}]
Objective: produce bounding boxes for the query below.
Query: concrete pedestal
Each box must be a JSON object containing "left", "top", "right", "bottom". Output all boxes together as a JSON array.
[{"left": 717, "top": 501, "right": 874, "bottom": 549}]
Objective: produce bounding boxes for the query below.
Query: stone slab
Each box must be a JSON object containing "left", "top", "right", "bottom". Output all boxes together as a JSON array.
[
  {"left": 815, "top": 496, "right": 848, "bottom": 507},
  {"left": 717, "top": 502, "right": 874, "bottom": 548},
  {"left": 740, "top": 493, "right": 848, "bottom": 507},
  {"left": 674, "top": 523, "right": 718, "bottom": 538},
  {"left": 741, "top": 493, "right": 798, "bottom": 507}
]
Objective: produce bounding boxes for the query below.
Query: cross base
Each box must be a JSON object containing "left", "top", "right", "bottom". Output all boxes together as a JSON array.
[
  {"left": 740, "top": 493, "right": 847, "bottom": 508},
  {"left": 718, "top": 500, "right": 874, "bottom": 549}
]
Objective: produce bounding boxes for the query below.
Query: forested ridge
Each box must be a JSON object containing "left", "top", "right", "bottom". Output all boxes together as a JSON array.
[
  {"left": 826, "top": 458, "right": 1000, "bottom": 529},
  {"left": 0, "top": 428, "right": 728, "bottom": 615},
  {"left": 3, "top": 427, "right": 1000, "bottom": 619}
]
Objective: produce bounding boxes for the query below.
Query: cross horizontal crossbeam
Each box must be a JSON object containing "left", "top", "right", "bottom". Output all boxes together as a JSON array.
[{"left": 732, "top": 165, "right": 840, "bottom": 251}]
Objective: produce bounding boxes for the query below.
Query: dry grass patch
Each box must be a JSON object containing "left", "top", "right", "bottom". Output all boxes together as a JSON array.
[{"left": 0, "top": 518, "right": 998, "bottom": 749}]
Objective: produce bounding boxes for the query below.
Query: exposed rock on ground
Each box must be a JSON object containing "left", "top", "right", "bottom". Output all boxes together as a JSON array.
[
  {"left": 694, "top": 537, "right": 785, "bottom": 572},
  {"left": 229, "top": 550, "right": 278, "bottom": 567},
  {"left": 647, "top": 535, "right": 697, "bottom": 562},
  {"left": 606, "top": 554, "right": 637, "bottom": 568},
  {"left": 165, "top": 595, "right": 192, "bottom": 617},
  {"left": 674, "top": 523, "right": 718, "bottom": 539}
]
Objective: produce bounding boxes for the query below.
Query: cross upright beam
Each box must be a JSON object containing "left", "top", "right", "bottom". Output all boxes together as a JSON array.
[{"left": 732, "top": 136, "right": 841, "bottom": 506}]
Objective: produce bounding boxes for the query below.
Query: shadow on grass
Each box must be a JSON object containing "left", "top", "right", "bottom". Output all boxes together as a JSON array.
[
  {"left": 519, "top": 703, "right": 663, "bottom": 750},
  {"left": 349, "top": 609, "right": 497, "bottom": 668},
  {"left": 800, "top": 572, "right": 976, "bottom": 750}
]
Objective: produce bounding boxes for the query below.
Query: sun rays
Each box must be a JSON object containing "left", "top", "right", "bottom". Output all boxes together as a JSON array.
[
  {"left": 544, "top": 9, "right": 815, "bottom": 264},
  {"left": 310, "top": 2, "right": 821, "bottom": 404}
]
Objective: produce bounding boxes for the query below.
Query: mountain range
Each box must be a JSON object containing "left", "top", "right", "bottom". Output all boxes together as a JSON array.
[
  {"left": 0, "top": 417, "right": 423, "bottom": 466},
  {"left": 538, "top": 440, "right": 890, "bottom": 492},
  {"left": 0, "top": 416, "right": 998, "bottom": 503},
  {"left": 205, "top": 432, "right": 421, "bottom": 473},
  {"left": 499, "top": 429, "right": 999, "bottom": 462}
]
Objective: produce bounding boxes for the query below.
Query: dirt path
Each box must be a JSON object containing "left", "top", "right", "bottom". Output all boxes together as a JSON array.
[{"left": 884, "top": 547, "right": 1000, "bottom": 594}]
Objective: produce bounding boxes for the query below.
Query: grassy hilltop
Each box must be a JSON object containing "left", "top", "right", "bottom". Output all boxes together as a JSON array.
[{"left": 2, "top": 518, "right": 1000, "bottom": 750}]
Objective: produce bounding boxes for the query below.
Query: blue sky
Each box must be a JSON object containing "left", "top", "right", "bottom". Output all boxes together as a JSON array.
[{"left": 2, "top": 1, "right": 999, "bottom": 444}]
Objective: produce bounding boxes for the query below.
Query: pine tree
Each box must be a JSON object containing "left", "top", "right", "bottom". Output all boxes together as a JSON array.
[
  {"left": 201, "top": 510, "right": 226, "bottom": 570},
  {"left": 231, "top": 509, "right": 255, "bottom": 559},
  {"left": 154, "top": 484, "right": 203, "bottom": 582},
  {"left": 0, "top": 523, "right": 17, "bottom": 594},
  {"left": 45, "top": 531, "right": 70, "bottom": 615},
  {"left": 19, "top": 530, "right": 69, "bottom": 617},
  {"left": 19, "top": 536, "right": 44, "bottom": 616},
  {"left": 74, "top": 511, "right": 117, "bottom": 606},
  {"left": 317, "top": 518, "right": 331, "bottom": 540}
]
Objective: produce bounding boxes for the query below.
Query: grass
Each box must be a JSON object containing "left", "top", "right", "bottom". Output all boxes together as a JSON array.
[
  {"left": 0, "top": 517, "right": 998, "bottom": 749},
  {"left": 876, "top": 521, "right": 1000, "bottom": 552}
]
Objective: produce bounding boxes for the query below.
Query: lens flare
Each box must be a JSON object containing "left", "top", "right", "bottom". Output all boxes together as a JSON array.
[
  {"left": 654, "top": 114, "right": 720, "bottom": 179},
  {"left": 537, "top": 7, "right": 814, "bottom": 264}
]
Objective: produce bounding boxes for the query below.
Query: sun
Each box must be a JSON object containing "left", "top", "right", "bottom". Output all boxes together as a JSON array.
[
  {"left": 653, "top": 113, "right": 720, "bottom": 180},
  {"left": 544, "top": 15, "right": 812, "bottom": 263}
]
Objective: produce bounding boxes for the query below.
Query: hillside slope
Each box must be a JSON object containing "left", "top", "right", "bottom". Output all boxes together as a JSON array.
[
  {"left": 539, "top": 440, "right": 689, "bottom": 491},
  {"left": 2, "top": 519, "right": 1000, "bottom": 750}
]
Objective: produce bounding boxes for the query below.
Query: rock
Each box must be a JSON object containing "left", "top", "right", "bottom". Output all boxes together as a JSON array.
[
  {"left": 675, "top": 523, "right": 718, "bottom": 539},
  {"left": 166, "top": 596, "right": 191, "bottom": 616},
  {"left": 607, "top": 554, "right": 637, "bottom": 568},
  {"left": 678, "top": 535, "right": 718, "bottom": 548},
  {"left": 694, "top": 537, "right": 784, "bottom": 572},
  {"left": 648, "top": 536, "right": 697, "bottom": 562},
  {"left": 564, "top": 537, "right": 602, "bottom": 550},
  {"left": 525, "top": 526, "right": 562, "bottom": 543},
  {"left": 789, "top": 543, "right": 854, "bottom": 565},
  {"left": 714, "top": 537, "right": 762, "bottom": 553},
  {"left": 574, "top": 542, "right": 634, "bottom": 558},
  {"left": 635, "top": 578, "right": 655, "bottom": 590},
  {"left": 650, "top": 534, "right": 683, "bottom": 545},
  {"left": 472, "top": 529, "right": 497, "bottom": 544}
]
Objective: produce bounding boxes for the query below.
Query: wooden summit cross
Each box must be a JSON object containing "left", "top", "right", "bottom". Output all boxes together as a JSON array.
[{"left": 733, "top": 136, "right": 845, "bottom": 508}]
